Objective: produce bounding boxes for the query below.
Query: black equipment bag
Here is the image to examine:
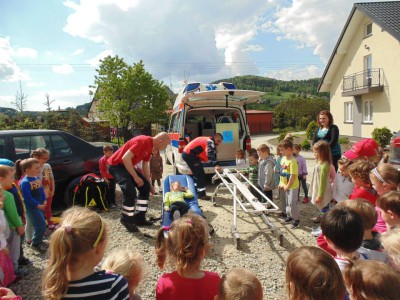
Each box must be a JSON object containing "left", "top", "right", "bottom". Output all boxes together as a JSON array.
[{"left": 72, "top": 173, "right": 108, "bottom": 211}]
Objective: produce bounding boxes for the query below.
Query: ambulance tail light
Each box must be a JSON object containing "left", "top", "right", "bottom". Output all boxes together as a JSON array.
[
  {"left": 178, "top": 139, "right": 186, "bottom": 153},
  {"left": 245, "top": 136, "right": 251, "bottom": 151}
]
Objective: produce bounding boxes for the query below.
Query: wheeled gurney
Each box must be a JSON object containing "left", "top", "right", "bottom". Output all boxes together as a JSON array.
[{"left": 211, "top": 169, "right": 284, "bottom": 248}]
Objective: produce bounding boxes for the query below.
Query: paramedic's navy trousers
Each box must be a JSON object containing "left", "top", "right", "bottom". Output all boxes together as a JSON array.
[
  {"left": 181, "top": 152, "right": 206, "bottom": 197},
  {"left": 109, "top": 164, "right": 150, "bottom": 223}
]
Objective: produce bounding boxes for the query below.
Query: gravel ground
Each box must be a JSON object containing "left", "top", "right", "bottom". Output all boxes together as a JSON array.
[{"left": 11, "top": 136, "right": 320, "bottom": 300}]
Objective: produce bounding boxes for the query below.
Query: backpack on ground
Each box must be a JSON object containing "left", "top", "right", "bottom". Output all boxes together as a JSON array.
[{"left": 72, "top": 173, "right": 108, "bottom": 211}]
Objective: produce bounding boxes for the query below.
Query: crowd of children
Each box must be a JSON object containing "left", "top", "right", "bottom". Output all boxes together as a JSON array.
[{"left": 0, "top": 129, "right": 399, "bottom": 299}]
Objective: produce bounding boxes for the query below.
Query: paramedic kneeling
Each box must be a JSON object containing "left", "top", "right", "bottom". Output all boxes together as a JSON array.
[
  {"left": 108, "top": 132, "right": 170, "bottom": 232},
  {"left": 182, "top": 133, "right": 223, "bottom": 200}
]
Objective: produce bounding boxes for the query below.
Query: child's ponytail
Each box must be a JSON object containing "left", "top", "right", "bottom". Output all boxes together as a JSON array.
[
  {"left": 42, "top": 207, "right": 106, "bottom": 299},
  {"left": 155, "top": 228, "right": 167, "bottom": 269},
  {"left": 42, "top": 226, "right": 73, "bottom": 298},
  {"left": 155, "top": 214, "right": 210, "bottom": 277}
]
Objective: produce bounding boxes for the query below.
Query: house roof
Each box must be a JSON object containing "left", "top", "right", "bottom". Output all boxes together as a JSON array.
[{"left": 318, "top": 1, "right": 400, "bottom": 92}]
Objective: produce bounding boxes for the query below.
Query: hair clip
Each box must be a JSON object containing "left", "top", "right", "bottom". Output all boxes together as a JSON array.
[
  {"left": 186, "top": 220, "right": 192, "bottom": 225},
  {"left": 64, "top": 225, "right": 72, "bottom": 234}
]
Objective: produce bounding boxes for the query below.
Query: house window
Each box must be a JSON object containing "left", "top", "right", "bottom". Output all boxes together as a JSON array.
[
  {"left": 363, "top": 100, "right": 373, "bottom": 123},
  {"left": 344, "top": 102, "right": 353, "bottom": 122},
  {"left": 365, "top": 23, "right": 372, "bottom": 37}
]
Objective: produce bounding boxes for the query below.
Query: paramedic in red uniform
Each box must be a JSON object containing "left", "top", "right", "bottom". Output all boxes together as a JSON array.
[
  {"left": 182, "top": 133, "right": 223, "bottom": 200},
  {"left": 108, "top": 132, "right": 170, "bottom": 232}
]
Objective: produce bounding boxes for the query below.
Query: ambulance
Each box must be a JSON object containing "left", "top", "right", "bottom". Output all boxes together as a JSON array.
[{"left": 165, "top": 82, "right": 264, "bottom": 175}]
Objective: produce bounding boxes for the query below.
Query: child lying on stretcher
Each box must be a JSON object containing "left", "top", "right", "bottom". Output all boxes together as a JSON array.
[{"left": 164, "top": 181, "right": 194, "bottom": 221}]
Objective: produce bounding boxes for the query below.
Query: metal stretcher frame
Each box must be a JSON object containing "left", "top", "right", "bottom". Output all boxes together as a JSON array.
[{"left": 211, "top": 169, "right": 284, "bottom": 248}]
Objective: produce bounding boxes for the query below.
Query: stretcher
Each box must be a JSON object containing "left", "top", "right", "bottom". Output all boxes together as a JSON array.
[
  {"left": 211, "top": 169, "right": 284, "bottom": 248},
  {"left": 161, "top": 175, "right": 203, "bottom": 228}
]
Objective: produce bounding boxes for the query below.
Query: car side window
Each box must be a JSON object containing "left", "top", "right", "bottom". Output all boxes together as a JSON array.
[
  {"left": 13, "top": 135, "right": 51, "bottom": 160},
  {"left": 0, "top": 138, "right": 5, "bottom": 157},
  {"left": 50, "top": 135, "right": 72, "bottom": 157}
]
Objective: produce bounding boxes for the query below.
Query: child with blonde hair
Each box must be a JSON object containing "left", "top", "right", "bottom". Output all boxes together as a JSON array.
[
  {"left": 309, "top": 141, "right": 333, "bottom": 227},
  {"left": 102, "top": 249, "right": 144, "bottom": 300},
  {"left": 235, "top": 149, "right": 246, "bottom": 169},
  {"left": 278, "top": 139, "right": 300, "bottom": 228},
  {"left": 163, "top": 181, "right": 193, "bottom": 220},
  {"left": 381, "top": 228, "right": 400, "bottom": 272},
  {"left": 370, "top": 163, "right": 400, "bottom": 233},
  {"left": 348, "top": 160, "right": 377, "bottom": 205},
  {"left": 215, "top": 268, "right": 263, "bottom": 300},
  {"left": 257, "top": 144, "right": 275, "bottom": 204},
  {"left": 333, "top": 157, "right": 354, "bottom": 203},
  {"left": 155, "top": 213, "right": 220, "bottom": 299},
  {"left": 285, "top": 246, "right": 345, "bottom": 300},
  {"left": 42, "top": 207, "right": 129, "bottom": 299},
  {"left": 31, "top": 148, "right": 55, "bottom": 229},
  {"left": 343, "top": 260, "right": 400, "bottom": 300}
]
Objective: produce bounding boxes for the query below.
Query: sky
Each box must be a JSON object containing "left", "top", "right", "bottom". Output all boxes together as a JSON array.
[{"left": 0, "top": 0, "right": 382, "bottom": 111}]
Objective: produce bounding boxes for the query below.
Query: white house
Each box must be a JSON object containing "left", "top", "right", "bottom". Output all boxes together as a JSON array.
[{"left": 318, "top": 1, "right": 400, "bottom": 137}]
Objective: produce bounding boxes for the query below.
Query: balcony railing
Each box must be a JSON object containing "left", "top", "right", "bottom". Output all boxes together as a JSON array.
[{"left": 342, "top": 68, "right": 384, "bottom": 96}]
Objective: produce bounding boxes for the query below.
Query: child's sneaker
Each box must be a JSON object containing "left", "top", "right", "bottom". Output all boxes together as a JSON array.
[
  {"left": 173, "top": 210, "right": 181, "bottom": 221},
  {"left": 30, "top": 243, "right": 47, "bottom": 253},
  {"left": 282, "top": 217, "right": 293, "bottom": 224},
  {"left": 311, "top": 226, "right": 322, "bottom": 237},
  {"left": 291, "top": 220, "right": 300, "bottom": 229},
  {"left": 18, "top": 257, "right": 32, "bottom": 267},
  {"left": 302, "top": 197, "right": 310, "bottom": 203}
]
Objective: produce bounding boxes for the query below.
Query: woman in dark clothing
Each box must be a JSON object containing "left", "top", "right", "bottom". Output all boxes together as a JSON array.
[{"left": 312, "top": 110, "right": 341, "bottom": 171}]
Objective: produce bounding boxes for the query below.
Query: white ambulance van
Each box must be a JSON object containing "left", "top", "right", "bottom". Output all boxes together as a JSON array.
[{"left": 165, "top": 82, "right": 264, "bottom": 175}]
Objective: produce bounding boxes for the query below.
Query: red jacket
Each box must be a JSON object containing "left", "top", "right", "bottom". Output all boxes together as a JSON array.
[{"left": 183, "top": 137, "right": 218, "bottom": 165}]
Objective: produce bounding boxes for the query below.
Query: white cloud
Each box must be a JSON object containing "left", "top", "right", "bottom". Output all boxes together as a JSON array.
[
  {"left": 52, "top": 64, "right": 74, "bottom": 74},
  {"left": 71, "top": 48, "right": 84, "bottom": 56},
  {"left": 85, "top": 49, "right": 115, "bottom": 67},
  {"left": 26, "top": 81, "right": 46, "bottom": 88},
  {"left": 13, "top": 47, "right": 38, "bottom": 58},
  {"left": 266, "top": 65, "right": 321, "bottom": 81},
  {"left": 63, "top": 1, "right": 278, "bottom": 80},
  {"left": 0, "top": 37, "right": 30, "bottom": 82},
  {"left": 268, "top": 0, "right": 383, "bottom": 63},
  {"left": 0, "top": 95, "right": 16, "bottom": 108}
]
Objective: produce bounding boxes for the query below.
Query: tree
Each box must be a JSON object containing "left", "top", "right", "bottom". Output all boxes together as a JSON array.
[
  {"left": 12, "top": 81, "right": 28, "bottom": 115},
  {"left": 92, "top": 56, "right": 170, "bottom": 141},
  {"left": 43, "top": 93, "right": 55, "bottom": 112},
  {"left": 274, "top": 97, "right": 329, "bottom": 130}
]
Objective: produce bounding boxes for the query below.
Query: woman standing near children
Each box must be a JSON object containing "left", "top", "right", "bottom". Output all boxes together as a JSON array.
[
  {"left": 155, "top": 213, "right": 220, "bottom": 299},
  {"left": 150, "top": 149, "right": 163, "bottom": 194},
  {"left": 31, "top": 148, "right": 55, "bottom": 229},
  {"left": 309, "top": 141, "right": 333, "bottom": 225},
  {"left": 42, "top": 207, "right": 130, "bottom": 299},
  {"left": 312, "top": 110, "right": 341, "bottom": 171}
]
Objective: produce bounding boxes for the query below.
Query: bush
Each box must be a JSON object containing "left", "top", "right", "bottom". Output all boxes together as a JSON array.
[
  {"left": 338, "top": 137, "right": 350, "bottom": 144},
  {"left": 301, "top": 140, "right": 311, "bottom": 151},
  {"left": 306, "top": 121, "right": 318, "bottom": 140},
  {"left": 372, "top": 127, "right": 393, "bottom": 147}
]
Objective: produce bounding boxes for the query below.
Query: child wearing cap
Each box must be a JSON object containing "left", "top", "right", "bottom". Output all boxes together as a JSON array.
[{"left": 343, "top": 138, "right": 380, "bottom": 164}]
